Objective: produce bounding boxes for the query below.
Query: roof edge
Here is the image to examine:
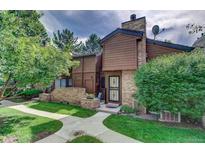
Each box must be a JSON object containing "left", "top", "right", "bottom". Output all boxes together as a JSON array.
[
  {"left": 147, "top": 38, "right": 194, "bottom": 52},
  {"left": 100, "top": 28, "right": 143, "bottom": 44}
]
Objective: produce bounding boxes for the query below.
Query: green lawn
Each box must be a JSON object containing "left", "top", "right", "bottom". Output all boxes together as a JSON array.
[
  {"left": 103, "top": 114, "right": 205, "bottom": 143},
  {"left": 7, "top": 97, "right": 28, "bottom": 103},
  {"left": 0, "top": 108, "right": 63, "bottom": 143},
  {"left": 69, "top": 135, "right": 102, "bottom": 143},
  {"left": 27, "top": 101, "right": 97, "bottom": 118}
]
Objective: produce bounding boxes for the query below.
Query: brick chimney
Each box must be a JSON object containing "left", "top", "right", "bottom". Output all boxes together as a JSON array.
[
  {"left": 122, "top": 14, "right": 147, "bottom": 66},
  {"left": 121, "top": 14, "right": 146, "bottom": 33}
]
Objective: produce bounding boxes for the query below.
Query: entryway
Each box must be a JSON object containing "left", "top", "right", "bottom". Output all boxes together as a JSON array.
[{"left": 108, "top": 76, "right": 120, "bottom": 102}]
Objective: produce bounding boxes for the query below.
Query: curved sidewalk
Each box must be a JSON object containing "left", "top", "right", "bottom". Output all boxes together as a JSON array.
[{"left": 10, "top": 105, "right": 140, "bottom": 143}]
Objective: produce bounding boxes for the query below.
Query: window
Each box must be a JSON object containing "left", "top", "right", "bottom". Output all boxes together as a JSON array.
[
  {"left": 55, "top": 78, "right": 70, "bottom": 88},
  {"left": 67, "top": 78, "right": 73, "bottom": 87}
]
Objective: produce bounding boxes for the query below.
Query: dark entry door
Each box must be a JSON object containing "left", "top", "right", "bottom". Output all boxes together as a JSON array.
[{"left": 109, "top": 76, "right": 120, "bottom": 102}]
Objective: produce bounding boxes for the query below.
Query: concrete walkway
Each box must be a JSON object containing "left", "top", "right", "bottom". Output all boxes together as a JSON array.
[
  {"left": 0, "top": 100, "right": 18, "bottom": 108},
  {"left": 9, "top": 105, "right": 140, "bottom": 143}
]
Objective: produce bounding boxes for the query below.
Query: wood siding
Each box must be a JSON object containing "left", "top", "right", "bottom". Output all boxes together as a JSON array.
[
  {"left": 72, "top": 55, "right": 100, "bottom": 94},
  {"left": 147, "top": 44, "right": 183, "bottom": 60},
  {"left": 102, "top": 34, "right": 138, "bottom": 71},
  {"left": 73, "top": 56, "right": 96, "bottom": 73}
]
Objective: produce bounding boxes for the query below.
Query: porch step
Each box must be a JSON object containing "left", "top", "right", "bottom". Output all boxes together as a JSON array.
[
  {"left": 106, "top": 103, "right": 120, "bottom": 108},
  {"left": 96, "top": 104, "right": 121, "bottom": 114},
  {"left": 32, "top": 97, "right": 40, "bottom": 101}
]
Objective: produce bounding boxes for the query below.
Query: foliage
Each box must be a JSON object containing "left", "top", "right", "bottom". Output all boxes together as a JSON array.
[
  {"left": 186, "top": 23, "right": 205, "bottom": 35},
  {"left": 0, "top": 11, "right": 78, "bottom": 98},
  {"left": 27, "top": 101, "right": 97, "bottom": 118},
  {"left": 120, "top": 105, "right": 135, "bottom": 114},
  {"left": 18, "top": 89, "right": 42, "bottom": 99},
  {"left": 0, "top": 108, "right": 63, "bottom": 143},
  {"left": 70, "top": 135, "right": 102, "bottom": 143},
  {"left": 53, "top": 29, "right": 81, "bottom": 52},
  {"left": 103, "top": 114, "right": 205, "bottom": 143},
  {"left": 134, "top": 49, "right": 205, "bottom": 121},
  {"left": 84, "top": 34, "right": 101, "bottom": 53},
  {"left": 0, "top": 11, "right": 50, "bottom": 46},
  {"left": 0, "top": 79, "right": 3, "bottom": 86},
  {"left": 72, "top": 33, "right": 101, "bottom": 55}
]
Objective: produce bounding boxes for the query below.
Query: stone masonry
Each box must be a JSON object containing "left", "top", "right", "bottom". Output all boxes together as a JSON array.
[
  {"left": 121, "top": 70, "right": 136, "bottom": 108},
  {"left": 121, "top": 17, "right": 146, "bottom": 32},
  {"left": 121, "top": 70, "right": 146, "bottom": 114},
  {"left": 50, "top": 87, "right": 86, "bottom": 105},
  {"left": 80, "top": 98, "right": 100, "bottom": 109}
]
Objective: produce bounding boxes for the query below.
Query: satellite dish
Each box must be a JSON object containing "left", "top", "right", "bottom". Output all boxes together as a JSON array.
[{"left": 152, "top": 25, "right": 160, "bottom": 40}]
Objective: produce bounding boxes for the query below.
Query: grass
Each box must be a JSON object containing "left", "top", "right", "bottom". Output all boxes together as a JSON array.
[
  {"left": 103, "top": 114, "right": 205, "bottom": 143},
  {"left": 69, "top": 135, "right": 102, "bottom": 143},
  {"left": 27, "top": 101, "right": 97, "bottom": 118},
  {"left": 0, "top": 107, "right": 63, "bottom": 143},
  {"left": 7, "top": 97, "right": 28, "bottom": 103}
]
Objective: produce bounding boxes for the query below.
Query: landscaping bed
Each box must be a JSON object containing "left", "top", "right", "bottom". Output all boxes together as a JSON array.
[
  {"left": 27, "top": 101, "right": 97, "bottom": 118},
  {"left": 0, "top": 108, "right": 63, "bottom": 143},
  {"left": 69, "top": 135, "right": 102, "bottom": 143},
  {"left": 103, "top": 114, "right": 205, "bottom": 143}
]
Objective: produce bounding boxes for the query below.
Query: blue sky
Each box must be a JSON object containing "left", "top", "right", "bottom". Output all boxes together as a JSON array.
[{"left": 40, "top": 10, "right": 205, "bottom": 46}]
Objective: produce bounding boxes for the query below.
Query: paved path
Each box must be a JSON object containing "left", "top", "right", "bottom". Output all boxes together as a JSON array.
[
  {"left": 10, "top": 105, "right": 140, "bottom": 143},
  {"left": 0, "top": 100, "right": 19, "bottom": 108}
]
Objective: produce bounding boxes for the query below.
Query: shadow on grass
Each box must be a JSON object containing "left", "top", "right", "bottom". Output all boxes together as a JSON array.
[
  {"left": 30, "top": 120, "right": 63, "bottom": 142},
  {"left": 0, "top": 115, "right": 35, "bottom": 136},
  {"left": 28, "top": 101, "right": 97, "bottom": 118}
]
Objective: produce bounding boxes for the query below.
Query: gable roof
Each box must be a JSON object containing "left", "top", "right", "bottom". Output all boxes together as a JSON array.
[
  {"left": 72, "top": 51, "right": 101, "bottom": 58},
  {"left": 147, "top": 38, "right": 194, "bottom": 52},
  {"left": 101, "top": 28, "right": 144, "bottom": 43}
]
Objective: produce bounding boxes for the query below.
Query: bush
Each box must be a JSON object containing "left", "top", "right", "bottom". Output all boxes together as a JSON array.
[
  {"left": 18, "top": 89, "right": 42, "bottom": 99},
  {"left": 120, "top": 105, "right": 135, "bottom": 114},
  {"left": 134, "top": 49, "right": 205, "bottom": 122}
]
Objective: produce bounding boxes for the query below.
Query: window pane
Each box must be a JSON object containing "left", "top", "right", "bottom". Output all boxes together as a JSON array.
[
  {"left": 110, "top": 77, "right": 119, "bottom": 88},
  {"left": 68, "top": 79, "right": 72, "bottom": 86},
  {"left": 55, "top": 79, "right": 60, "bottom": 88},
  {"left": 61, "top": 79, "right": 66, "bottom": 87}
]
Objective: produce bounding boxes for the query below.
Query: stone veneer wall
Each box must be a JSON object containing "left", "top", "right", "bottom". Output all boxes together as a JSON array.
[
  {"left": 50, "top": 87, "right": 86, "bottom": 105},
  {"left": 121, "top": 70, "right": 136, "bottom": 108},
  {"left": 121, "top": 17, "right": 146, "bottom": 32},
  {"left": 121, "top": 70, "right": 146, "bottom": 114},
  {"left": 80, "top": 98, "right": 100, "bottom": 109}
]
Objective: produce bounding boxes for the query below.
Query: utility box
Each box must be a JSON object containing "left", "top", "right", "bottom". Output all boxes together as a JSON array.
[{"left": 159, "top": 111, "right": 181, "bottom": 123}]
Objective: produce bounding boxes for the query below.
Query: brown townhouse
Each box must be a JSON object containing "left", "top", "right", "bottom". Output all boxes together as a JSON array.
[{"left": 55, "top": 14, "right": 194, "bottom": 108}]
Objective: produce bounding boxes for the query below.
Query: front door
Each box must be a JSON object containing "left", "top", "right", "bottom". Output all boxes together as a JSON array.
[{"left": 109, "top": 76, "right": 120, "bottom": 102}]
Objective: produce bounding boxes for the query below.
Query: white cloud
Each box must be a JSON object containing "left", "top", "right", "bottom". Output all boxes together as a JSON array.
[{"left": 40, "top": 10, "right": 205, "bottom": 46}]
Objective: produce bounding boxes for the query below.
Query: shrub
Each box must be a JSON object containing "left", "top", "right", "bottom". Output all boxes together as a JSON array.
[
  {"left": 134, "top": 49, "right": 205, "bottom": 122},
  {"left": 0, "top": 79, "right": 3, "bottom": 86},
  {"left": 18, "top": 89, "right": 42, "bottom": 99},
  {"left": 120, "top": 105, "right": 135, "bottom": 114}
]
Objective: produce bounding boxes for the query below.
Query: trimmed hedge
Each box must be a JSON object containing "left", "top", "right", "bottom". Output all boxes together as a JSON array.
[
  {"left": 134, "top": 49, "right": 205, "bottom": 122},
  {"left": 120, "top": 105, "right": 135, "bottom": 114},
  {"left": 18, "top": 89, "right": 42, "bottom": 99}
]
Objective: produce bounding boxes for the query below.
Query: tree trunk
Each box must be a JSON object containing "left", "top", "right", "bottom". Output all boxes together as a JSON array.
[{"left": 0, "top": 74, "right": 12, "bottom": 100}]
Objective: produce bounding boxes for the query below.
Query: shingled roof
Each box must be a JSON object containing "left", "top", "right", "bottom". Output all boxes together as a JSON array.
[
  {"left": 72, "top": 51, "right": 101, "bottom": 58},
  {"left": 147, "top": 38, "right": 194, "bottom": 52},
  {"left": 100, "top": 28, "right": 144, "bottom": 43}
]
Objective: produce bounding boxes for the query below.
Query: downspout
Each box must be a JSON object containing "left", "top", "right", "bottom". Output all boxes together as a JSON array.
[
  {"left": 82, "top": 56, "right": 84, "bottom": 87},
  {"left": 136, "top": 39, "right": 138, "bottom": 68}
]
